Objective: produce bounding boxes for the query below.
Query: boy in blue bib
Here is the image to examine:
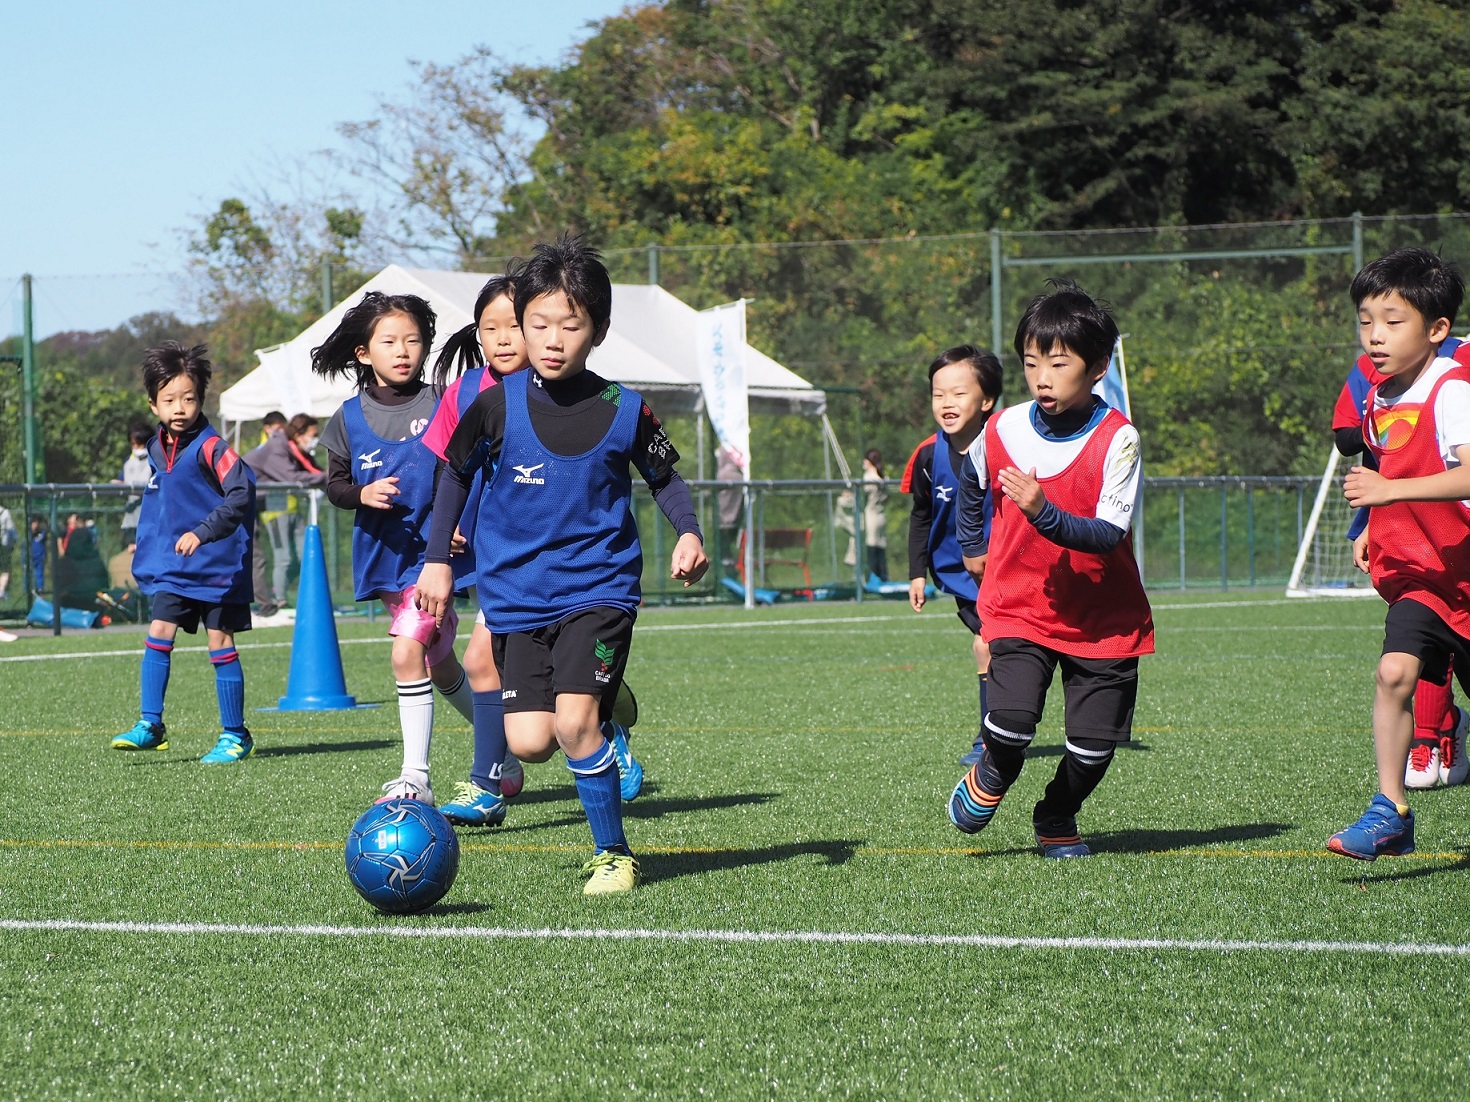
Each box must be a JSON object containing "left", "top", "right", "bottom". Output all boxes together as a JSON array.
[
  {"left": 112, "top": 342, "right": 257, "bottom": 763},
  {"left": 418, "top": 234, "right": 708, "bottom": 896}
]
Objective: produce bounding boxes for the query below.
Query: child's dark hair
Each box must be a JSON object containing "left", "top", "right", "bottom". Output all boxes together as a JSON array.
[
  {"left": 432, "top": 268, "right": 520, "bottom": 387},
  {"left": 1351, "top": 247, "right": 1465, "bottom": 327},
  {"left": 128, "top": 426, "right": 150, "bottom": 447},
  {"left": 515, "top": 233, "right": 612, "bottom": 332},
  {"left": 262, "top": 411, "right": 287, "bottom": 430},
  {"left": 311, "top": 291, "right": 437, "bottom": 389},
  {"left": 929, "top": 343, "right": 1003, "bottom": 399},
  {"left": 865, "top": 448, "right": 884, "bottom": 477},
  {"left": 1013, "top": 278, "right": 1120, "bottom": 371},
  {"left": 142, "top": 342, "right": 213, "bottom": 403}
]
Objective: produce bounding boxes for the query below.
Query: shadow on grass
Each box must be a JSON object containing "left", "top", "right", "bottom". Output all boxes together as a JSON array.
[
  {"left": 1341, "top": 848, "right": 1470, "bottom": 885},
  {"left": 1086, "top": 821, "right": 1293, "bottom": 854},
  {"left": 252, "top": 739, "right": 397, "bottom": 759},
  {"left": 481, "top": 791, "right": 780, "bottom": 836},
  {"left": 640, "top": 838, "right": 864, "bottom": 885}
]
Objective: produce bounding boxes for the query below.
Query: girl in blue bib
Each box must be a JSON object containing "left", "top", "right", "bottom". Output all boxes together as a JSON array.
[{"left": 315, "top": 292, "right": 475, "bottom": 805}]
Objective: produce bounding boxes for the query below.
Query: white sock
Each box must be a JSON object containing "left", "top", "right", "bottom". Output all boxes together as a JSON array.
[
  {"left": 396, "top": 678, "right": 434, "bottom": 777},
  {"left": 436, "top": 669, "right": 474, "bottom": 723}
]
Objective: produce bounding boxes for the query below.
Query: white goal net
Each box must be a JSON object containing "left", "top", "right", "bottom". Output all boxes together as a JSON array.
[{"left": 1286, "top": 448, "right": 1380, "bottom": 598}]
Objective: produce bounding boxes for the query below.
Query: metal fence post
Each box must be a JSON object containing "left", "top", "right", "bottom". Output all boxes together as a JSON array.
[
  {"left": 1178, "top": 488, "right": 1186, "bottom": 590},
  {"left": 1219, "top": 483, "right": 1228, "bottom": 590}
]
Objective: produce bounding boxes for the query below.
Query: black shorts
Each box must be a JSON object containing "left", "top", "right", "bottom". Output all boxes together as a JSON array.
[
  {"left": 953, "top": 596, "right": 981, "bottom": 636},
  {"left": 149, "top": 591, "right": 253, "bottom": 635},
  {"left": 1383, "top": 598, "right": 1470, "bottom": 691},
  {"left": 986, "top": 637, "right": 1138, "bottom": 743},
  {"left": 491, "top": 606, "right": 635, "bottom": 718}
]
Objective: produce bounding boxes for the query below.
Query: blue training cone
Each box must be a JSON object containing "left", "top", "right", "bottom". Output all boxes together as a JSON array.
[{"left": 276, "top": 524, "right": 357, "bottom": 710}]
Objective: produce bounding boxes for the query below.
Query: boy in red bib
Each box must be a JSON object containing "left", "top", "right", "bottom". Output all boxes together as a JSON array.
[
  {"left": 948, "top": 279, "right": 1153, "bottom": 858},
  {"left": 1329, "top": 248, "right": 1470, "bottom": 860}
]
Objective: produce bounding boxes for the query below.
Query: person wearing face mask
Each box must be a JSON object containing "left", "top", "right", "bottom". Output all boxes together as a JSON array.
[{"left": 243, "top": 412, "right": 325, "bottom": 617}]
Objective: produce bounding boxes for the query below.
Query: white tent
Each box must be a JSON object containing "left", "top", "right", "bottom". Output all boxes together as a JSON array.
[{"left": 219, "top": 265, "right": 828, "bottom": 428}]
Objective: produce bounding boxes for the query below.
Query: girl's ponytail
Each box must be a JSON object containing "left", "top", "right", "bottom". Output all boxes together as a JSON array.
[{"left": 431, "top": 323, "right": 484, "bottom": 388}]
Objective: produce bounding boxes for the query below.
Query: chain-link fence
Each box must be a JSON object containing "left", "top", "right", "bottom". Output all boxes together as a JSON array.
[{"left": 1, "top": 474, "right": 1331, "bottom": 632}]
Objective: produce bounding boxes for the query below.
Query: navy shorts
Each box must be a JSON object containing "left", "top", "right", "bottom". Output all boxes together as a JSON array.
[
  {"left": 953, "top": 596, "right": 981, "bottom": 636},
  {"left": 492, "top": 606, "right": 634, "bottom": 719},
  {"left": 149, "top": 591, "right": 252, "bottom": 635}
]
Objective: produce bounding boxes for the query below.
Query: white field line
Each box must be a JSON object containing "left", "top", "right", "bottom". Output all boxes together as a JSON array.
[
  {"left": 2, "top": 918, "right": 1467, "bottom": 957},
  {"left": 0, "top": 600, "right": 1368, "bottom": 664}
]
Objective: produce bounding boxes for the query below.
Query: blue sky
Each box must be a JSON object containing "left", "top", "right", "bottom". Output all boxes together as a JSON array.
[{"left": 0, "top": 1, "right": 630, "bottom": 337}]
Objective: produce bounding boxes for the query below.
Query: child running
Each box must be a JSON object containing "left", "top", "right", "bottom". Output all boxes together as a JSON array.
[
  {"left": 1329, "top": 248, "right": 1470, "bottom": 859},
  {"left": 948, "top": 280, "right": 1153, "bottom": 858},
  {"left": 1332, "top": 322, "right": 1470, "bottom": 789},
  {"left": 417, "top": 233, "right": 708, "bottom": 895},
  {"left": 901, "top": 344, "right": 1003, "bottom": 766},
  {"left": 315, "top": 291, "right": 476, "bottom": 803},
  {"left": 419, "top": 271, "right": 648, "bottom": 828},
  {"left": 112, "top": 342, "right": 257, "bottom": 763}
]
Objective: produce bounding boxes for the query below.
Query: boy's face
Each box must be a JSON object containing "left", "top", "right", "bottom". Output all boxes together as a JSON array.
[
  {"left": 478, "top": 294, "right": 529, "bottom": 376},
  {"left": 149, "top": 374, "right": 203, "bottom": 437},
  {"left": 355, "top": 310, "right": 425, "bottom": 388},
  {"left": 1357, "top": 292, "right": 1451, "bottom": 381},
  {"left": 931, "top": 362, "right": 996, "bottom": 438},
  {"left": 1022, "top": 340, "right": 1105, "bottom": 416},
  {"left": 523, "top": 291, "right": 608, "bottom": 382}
]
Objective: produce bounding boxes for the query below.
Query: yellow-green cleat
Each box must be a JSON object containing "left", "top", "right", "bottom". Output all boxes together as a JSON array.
[{"left": 581, "top": 851, "right": 640, "bottom": 896}]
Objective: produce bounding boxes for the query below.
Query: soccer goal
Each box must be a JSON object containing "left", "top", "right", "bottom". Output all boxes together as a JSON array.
[{"left": 1285, "top": 448, "right": 1379, "bottom": 598}]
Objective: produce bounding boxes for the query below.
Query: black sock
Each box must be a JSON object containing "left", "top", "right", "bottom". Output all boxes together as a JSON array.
[{"left": 1034, "top": 737, "right": 1115, "bottom": 824}]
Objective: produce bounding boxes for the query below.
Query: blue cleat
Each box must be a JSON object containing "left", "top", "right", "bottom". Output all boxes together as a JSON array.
[
  {"left": 1034, "top": 816, "right": 1092, "bottom": 859},
  {"left": 1328, "top": 794, "right": 1415, "bottom": 861},
  {"left": 200, "top": 732, "right": 253, "bottom": 764},
  {"left": 605, "top": 721, "right": 644, "bottom": 801},
  {"left": 439, "top": 781, "right": 507, "bottom": 827},
  {"left": 959, "top": 730, "right": 986, "bottom": 767},
  {"left": 112, "top": 720, "right": 168, "bottom": 751}
]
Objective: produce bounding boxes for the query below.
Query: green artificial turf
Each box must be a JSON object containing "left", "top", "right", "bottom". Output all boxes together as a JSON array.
[{"left": 1, "top": 594, "right": 1467, "bottom": 1100}]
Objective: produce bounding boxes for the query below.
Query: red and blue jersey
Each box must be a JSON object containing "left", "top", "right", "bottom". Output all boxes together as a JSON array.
[{"left": 133, "top": 423, "right": 254, "bottom": 604}]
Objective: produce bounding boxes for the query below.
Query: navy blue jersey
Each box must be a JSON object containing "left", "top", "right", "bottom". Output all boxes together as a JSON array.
[
  {"left": 341, "top": 394, "right": 440, "bottom": 600},
  {"left": 133, "top": 424, "right": 254, "bottom": 604},
  {"left": 928, "top": 434, "right": 983, "bottom": 601},
  {"left": 475, "top": 370, "right": 643, "bottom": 632}
]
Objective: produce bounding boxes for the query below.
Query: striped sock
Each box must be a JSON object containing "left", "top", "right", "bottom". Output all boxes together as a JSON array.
[
  {"left": 209, "top": 647, "right": 247, "bottom": 736},
  {"left": 469, "top": 692, "right": 505, "bottom": 795},
  {"left": 396, "top": 678, "right": 434, "bottom": 777},
  {"left": 437, "top": 669, "right": 475, "bottom": 724},
  {"left": 566, "top": 739, "right": 627, "bottom": 854},
  {"left": 140, "top": 635, "right": 173, "bottom": 726}
]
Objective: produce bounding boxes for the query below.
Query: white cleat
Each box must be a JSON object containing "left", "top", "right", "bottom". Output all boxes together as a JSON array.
[
  {"left": 377, "top": 772, "right": 433, "bottom": 804},
  {"left": 1405, "top": 739, "right": 1440, "bottom": 790}
]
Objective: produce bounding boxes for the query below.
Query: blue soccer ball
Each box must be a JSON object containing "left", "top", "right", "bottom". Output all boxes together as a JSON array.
[{"left": 344, "top": 798, "right": 460, "bottom": 914}]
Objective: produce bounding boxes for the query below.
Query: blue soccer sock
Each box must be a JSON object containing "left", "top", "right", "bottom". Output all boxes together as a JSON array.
[
  {"left": 469, "top": 692, "right": 506, "bottom": 795},
  {"left": 140, "top": 635, "right": 173, "bottom": 726},
  {"left": 210, "top": 647, "right": 248, "bottom": 736},
  {"left": 566, "top": 739, "right": 628, "bottom": 854}
]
